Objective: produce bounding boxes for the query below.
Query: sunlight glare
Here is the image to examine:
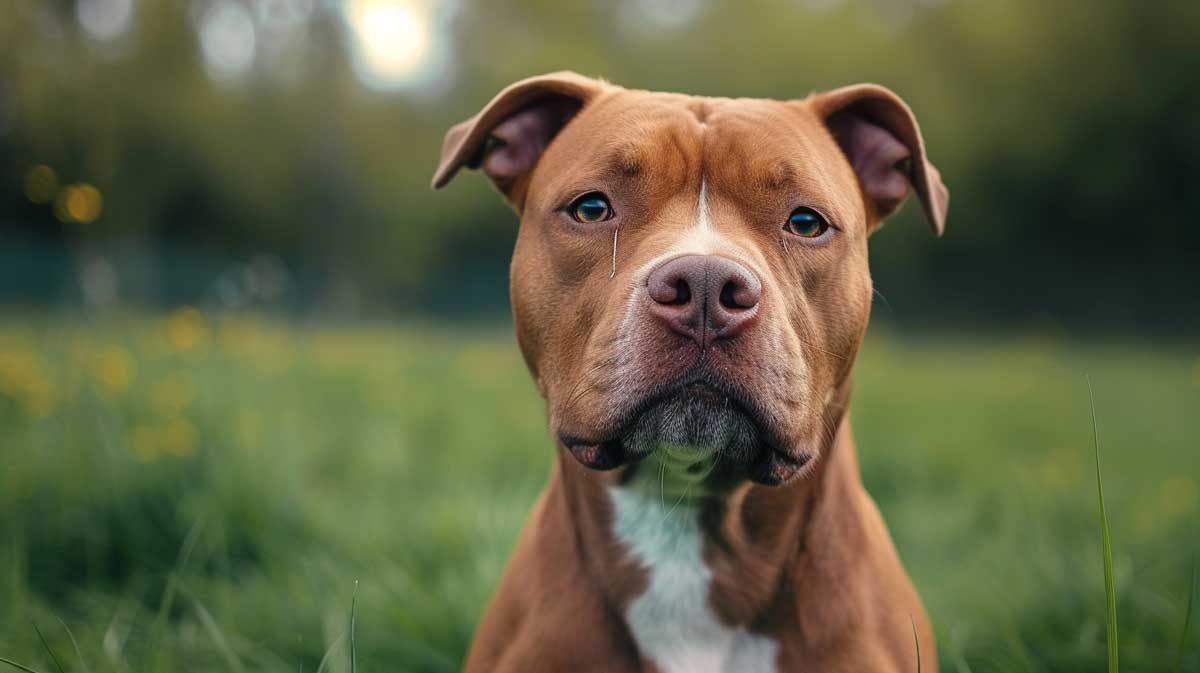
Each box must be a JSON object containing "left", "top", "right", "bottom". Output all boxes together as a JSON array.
[{"left": 345, "top": 0, "right": 433, "bottom": 91}]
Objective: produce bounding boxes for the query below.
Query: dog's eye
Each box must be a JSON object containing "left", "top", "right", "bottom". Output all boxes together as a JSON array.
[
  {"left": 784, "top": 207, "right": 830, "bottom": 238},
  {"left": 569, "top": 193, "right": 614, "bottom": 224}
]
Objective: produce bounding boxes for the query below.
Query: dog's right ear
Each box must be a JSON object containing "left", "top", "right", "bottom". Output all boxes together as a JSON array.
[
  {"left": 809, "top": 84, "right": 949, "bottom": 236},
  {"left": 432, "top": 71, "right": 605, "bottom": 203}
]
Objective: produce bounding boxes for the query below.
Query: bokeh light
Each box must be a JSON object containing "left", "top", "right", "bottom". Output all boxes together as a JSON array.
[
  {"left": 199, "top": 0, "right": 257, "bottom": 82},
  {"left": 165, "top": 306, "right": 211, "bottom": 352},
  {"left": 162, "top": 417, "right": 201, "bottom": 458},
  {"left": 91, "top": 345, "right": 135, "bottom": 397},
  {"left": 22, "top": 165, "right": 58, "bottom": 204},
  {"left": 53, "top": 183, "right": 103, "bottom": 223},
  {"left": 76, "top": 0, "right": 135, "bottom": 42},
  {"left": 343, "top": 0, "right": 448, "bottom": 92}
]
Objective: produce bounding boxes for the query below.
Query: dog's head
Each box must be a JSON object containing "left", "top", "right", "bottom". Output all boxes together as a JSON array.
[{"left": 434, "top": 72, "right": 947, "bottom": 486}]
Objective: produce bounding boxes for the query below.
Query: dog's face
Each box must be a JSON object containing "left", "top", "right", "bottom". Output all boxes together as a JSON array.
[{"left": 434, "top": 73, "right": 947, "bottom": 486}]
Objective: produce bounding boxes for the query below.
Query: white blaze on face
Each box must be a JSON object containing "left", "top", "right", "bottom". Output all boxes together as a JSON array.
[
  {"left": 612, "top": 176, "right": 788, "bottom": 400},
  {"left": 697, "top": 179, "right": 713, "bottom": 231},
  {"left": 625, "top": 178, "right": 735, "bottom": 289},
  {"left": 609, "top": 476, "right": 779, "bottom": 673}
]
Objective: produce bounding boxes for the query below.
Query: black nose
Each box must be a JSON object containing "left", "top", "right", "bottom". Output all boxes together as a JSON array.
[{"left": 646, "top": 254, "right": 761, "bottom": 345}]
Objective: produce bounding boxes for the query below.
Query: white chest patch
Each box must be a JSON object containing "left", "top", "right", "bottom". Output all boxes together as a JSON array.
[{"left": 608, "top": 484, "right": 779, "bottom": 673}]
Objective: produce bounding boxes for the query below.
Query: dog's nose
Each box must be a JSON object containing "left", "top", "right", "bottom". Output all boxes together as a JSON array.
[{"left": 646, "top": 254, "right": 761, "bottom": 345}]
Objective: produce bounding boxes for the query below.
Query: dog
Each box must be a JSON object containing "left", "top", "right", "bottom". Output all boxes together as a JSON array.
[{"left": 433, "top": 71, "right": 948, "bottom": 673}]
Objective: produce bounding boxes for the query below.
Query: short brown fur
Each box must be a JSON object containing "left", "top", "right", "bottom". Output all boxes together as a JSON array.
[{"left": 434, "top": 72, "right": 948, "bottom": 673}]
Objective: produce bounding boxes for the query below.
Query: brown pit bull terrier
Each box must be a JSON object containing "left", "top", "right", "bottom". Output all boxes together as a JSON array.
[{"left": 433, "top": 71, "right": 948, "bottom": 673}]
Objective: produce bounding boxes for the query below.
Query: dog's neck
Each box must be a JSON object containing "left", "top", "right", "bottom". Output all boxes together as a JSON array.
[{"left": 553, "top": 390, "right": 866, "bottom": 634}]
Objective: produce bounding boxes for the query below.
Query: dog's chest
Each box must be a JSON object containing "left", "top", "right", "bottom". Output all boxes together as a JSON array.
[{"left": 608, "top": 484, "right": 779, "bottom": 673}]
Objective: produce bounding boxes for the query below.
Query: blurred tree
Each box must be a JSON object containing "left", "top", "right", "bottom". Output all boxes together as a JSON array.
[{"left": 0, "top": 0, "right": 1196, "bottom": 330}]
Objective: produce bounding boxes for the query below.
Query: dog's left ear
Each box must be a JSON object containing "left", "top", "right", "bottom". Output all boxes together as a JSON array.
[
  {"left": 810, "top": 84, "right": 949, "bottom": 236},
  {"left": 432, "top": 71, "right": 606, "bottom": 204}
]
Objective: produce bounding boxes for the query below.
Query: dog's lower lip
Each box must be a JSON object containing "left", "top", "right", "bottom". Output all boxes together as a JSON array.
[
  {"left": 748, "top": 447, "right": 813, "bottom": 485},
  {"left": 560, "top": 374, "right": 789, "bottom": 472},
  {"left": 559, "top": 435, "right": 628, "bottom": 471}
]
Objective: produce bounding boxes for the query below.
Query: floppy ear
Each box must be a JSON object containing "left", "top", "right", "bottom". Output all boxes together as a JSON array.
[
  {"left": 811, "top": 84, "right": 949, "bottom": 236},
  {"left": 432, "top": 71, "right": 606, "bottom": 202}
]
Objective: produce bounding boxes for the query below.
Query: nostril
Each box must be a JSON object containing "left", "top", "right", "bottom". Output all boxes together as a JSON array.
[
  {"left": 646, "top": 254, "right": 760, "bottom": 342},
  {"left": 648, "top": 270, "right": 694, "bottom": 306},
  {"left": 719, "top": 279, "right": 758, "bottom": 310},
  {"left": 719, "top": 281, "right": 740, "bottom": 310},
  {"left": 672, "top": 279, "right": 691, "bottom": 306}
]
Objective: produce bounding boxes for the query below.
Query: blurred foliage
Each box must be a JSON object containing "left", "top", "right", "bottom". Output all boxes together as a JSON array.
[
  {"left": 0, "top": 0, "right": 1198, "bottom": 328},
  {"left": 2, "top": 5, "right": 1198, "bottom": 670},
  {"left": 0, "top": 314, "right": 1197, "bottom": 671}
]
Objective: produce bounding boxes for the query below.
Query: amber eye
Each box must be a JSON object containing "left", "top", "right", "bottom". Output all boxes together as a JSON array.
[
  {"left": 784, "top": 207, "right": 830, "bottom": 238},
  {"left": 569, "top": 193, "right": 614, "bottom": 223}
]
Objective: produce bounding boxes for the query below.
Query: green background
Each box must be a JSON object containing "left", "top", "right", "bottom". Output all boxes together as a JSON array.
[{"left": 1, "top": 1, "right": 1197, "bottom": 671}]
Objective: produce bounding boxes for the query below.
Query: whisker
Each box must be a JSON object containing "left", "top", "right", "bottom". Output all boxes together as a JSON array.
[
  {"left": 872, "top": 286, "right": 894, "bottom": 314},
  {"left": 797, "top": 337, "right": 848, "bottom": 361},
  {"left": 659, "top": 454, "right": 667, "bottom": 509},
  {"left": 561, "top": 358, "right": 613, "bottom": 413},
  {"left": 662, "top": 481, "right": 692, "bottom": 522},
  {"left": 791, "top": 395, "right": 840, "bottom": 447}
]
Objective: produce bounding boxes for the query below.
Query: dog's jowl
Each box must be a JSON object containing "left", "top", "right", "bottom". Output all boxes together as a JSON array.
[{"left": 433, "top": 72, "right": 949, "bottom": 673}]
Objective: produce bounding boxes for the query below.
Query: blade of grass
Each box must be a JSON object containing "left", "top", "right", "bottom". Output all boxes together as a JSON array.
[
  {"left": 1088, "top": 376, "right": 1118, "bottom": 673},
  {"left": 314, "top": 634, "right": 344, "bottom": 673},
  {"left": 56, "top": 618, "right": 90, "bottom": 673},
  {"left": 181, "top": 585, "right": 244, "bottom": 673},
  {"left": 0, "top": 657, "right": 45, "bottom": 673},
  {"left": 149, "top": 518, "right": 205, "bottom": 670},
  {"left": 1177, "top": 554, "right": 1196, "bottom": 673},
  {"left": 31, "top": 622, "right": 65, "bottom": 673},
  {"left": 349, "top": 581, "right": 358, "bottom": 673}
]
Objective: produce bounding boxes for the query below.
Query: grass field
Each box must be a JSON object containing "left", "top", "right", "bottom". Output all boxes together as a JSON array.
[{"left": 0, "top": 310, "right": 1197, "bottom": 673}]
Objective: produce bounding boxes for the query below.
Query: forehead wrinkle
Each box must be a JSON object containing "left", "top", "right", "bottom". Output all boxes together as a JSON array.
[
  {"left": 763, "top": 161, "right": 799, "bottom": 191},
  {"left": 696, "top": 103, "right": 858, "bottom": 220},
  {"left": 700, "top": 103, "right": 788, "bottom": 170},
  {"left": 598, "top": 103, "right": 701, "bottom": 188},
  {"left": 596, "top": 143, "right": 644, "bottom": 180}
]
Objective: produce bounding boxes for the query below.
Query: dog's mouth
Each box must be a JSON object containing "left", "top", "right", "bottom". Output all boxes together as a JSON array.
[{"left": 559, "top": 375, "right": 813, "bottom": 486}]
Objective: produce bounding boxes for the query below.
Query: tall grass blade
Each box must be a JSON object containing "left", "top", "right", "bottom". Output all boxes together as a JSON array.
[
  {"left": 150, "top": 518, "right": 206, "bottom": 670},
  {"left": 314, "top": 634, "right": 344, "bottom": 673},
  {"left": 56, "top": 618, "right": 90, "bottom": 673},
  {"left": 31, "top": 622, "right": 65, "bottom": 673},
  {"left": 349, "top": 581, "right": 359, "bottom": 673},
  {"left": 1088, "top": 376, "right": 1118, "bottom": 673},
  {"left": 0, "top": 656, "right": 45, "bottom": 673},
  {"left": 1177, "top": 554, "right": 1196, "bottom": 673},
  {"left": 182, "top": 587, "right": 245, "bottom": 673}
]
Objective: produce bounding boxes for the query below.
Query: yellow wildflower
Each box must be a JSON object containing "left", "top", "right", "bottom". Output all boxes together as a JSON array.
[
  {"left": 93, "top": 346, "right": 135, "bottom": 397},
  {"left": 162, "top": 418, "right": 200, "bottom": 458},
  {"left": 165, "top": 307, "right": 210, "bottom": 352}
]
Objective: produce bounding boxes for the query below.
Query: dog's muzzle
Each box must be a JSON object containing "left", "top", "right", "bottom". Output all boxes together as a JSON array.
[{"left": 559, "top": 372, "right": 813, "bottom": 486}]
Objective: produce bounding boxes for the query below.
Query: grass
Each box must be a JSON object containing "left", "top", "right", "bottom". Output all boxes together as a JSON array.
[
  {"left": 1180, "top": 558, "right": 1197, "bottom": 673},
  {"left": 1090, "top": 376, "right": 1119, "bottom": 673},
  {"left": 0, "top": 310, "right": 1197, "bottom": 673}
]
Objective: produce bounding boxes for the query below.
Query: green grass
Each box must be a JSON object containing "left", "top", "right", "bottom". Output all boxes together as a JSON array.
[
  {"left": 1091, "top": 376, "right": 1119, "bottom": 673},
  {"left": 0, "top": 311, "right": 1197, "bottom": 673}
]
